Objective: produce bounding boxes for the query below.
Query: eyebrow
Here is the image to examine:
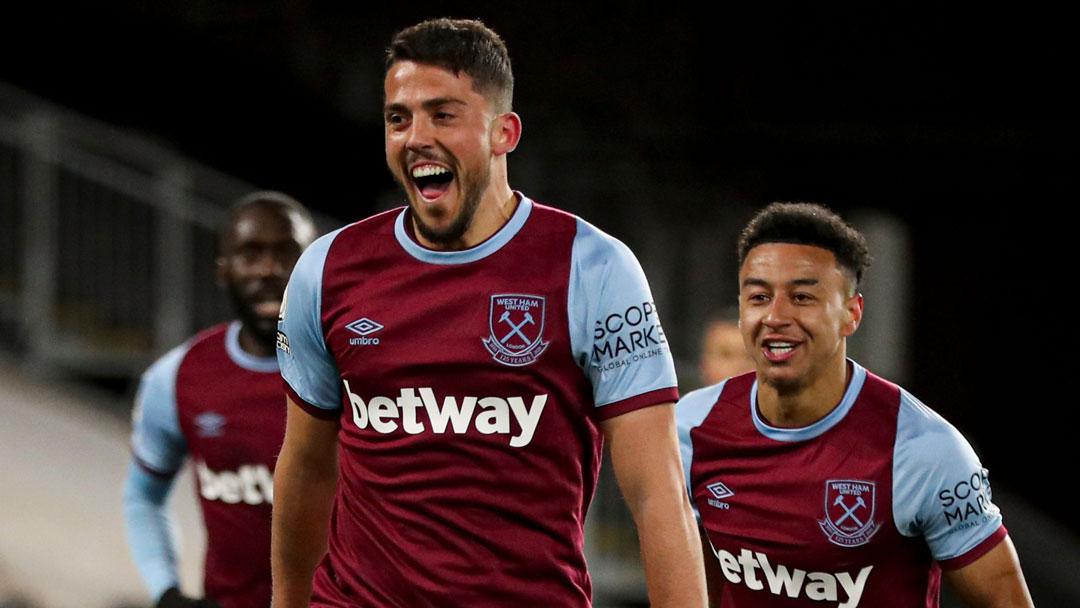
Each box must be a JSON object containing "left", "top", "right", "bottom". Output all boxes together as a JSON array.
[
  {"left": 384, "top": 97, "right": 468, "bottom": 114},
  {"left": 741, "top": 277, "right": 820, "bottom": 288}
]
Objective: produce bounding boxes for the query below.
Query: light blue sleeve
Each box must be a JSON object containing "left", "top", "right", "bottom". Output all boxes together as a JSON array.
[
  {"left": 125, "top": 345, "right": 189, "bottom": 600},
  {"left": 277, "top": 228, "right": 345, "bottom": 412},
  {"left": 122, "top": 462, "right": 180, "bottom": 601},
  {"left": 568, "top": 218, "right": 679, "bottom": 410},
  {"left": 893, "top": 390, "right": 1004, "bottom": 561},
  {"left": 675, "top": 382, "right": 726, "bottom": 520},
  {"left": 131, "top": 344, "right": 188, "bottom": 475}
]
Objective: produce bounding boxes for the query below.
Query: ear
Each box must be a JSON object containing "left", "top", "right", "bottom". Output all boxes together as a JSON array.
[
  {"left": 215, "top": 256, "right": 228, "bottom": 288},
  {"left": 490, "top": 111, "right": 522, "bottom": 156},
  {"left": 841, "top": 292, "right": 864, "bottom": 337}
]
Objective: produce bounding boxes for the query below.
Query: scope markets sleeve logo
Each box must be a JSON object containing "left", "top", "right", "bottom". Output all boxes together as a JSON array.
[{"left": 592, "top": 301, "right": 668, "bottom": 372}]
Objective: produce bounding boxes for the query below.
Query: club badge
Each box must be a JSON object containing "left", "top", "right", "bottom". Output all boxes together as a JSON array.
[
  {"left": 482, "top": 294, "right": 550, "bottom": 367},
  {"left": 819, "top": 479, "right": 880, "bottom": 547}
]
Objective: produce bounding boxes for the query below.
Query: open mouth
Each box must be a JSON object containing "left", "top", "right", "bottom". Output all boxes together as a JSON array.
[
  {"left": 253, "top": 298, "right": 283, "bottom": 318},
  {"left": 411, "top": 164, "right": 455, "bottom": 201},
  {"left": 762, "top": 340, "right": 799, "bottom": 362}
]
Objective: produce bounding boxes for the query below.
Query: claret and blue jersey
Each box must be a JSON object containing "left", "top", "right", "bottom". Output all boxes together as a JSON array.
[
  {"left": 127, "top": 321, "right": 285, "bottom": 608},
  {"left": 676, "top": 361, "right": 1006, "bottom": 608},
  {"left": 277, "top": 194, "right": 679, "bottom": 606}
]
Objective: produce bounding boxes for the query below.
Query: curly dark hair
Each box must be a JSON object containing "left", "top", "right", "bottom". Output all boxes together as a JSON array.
[
  {"left": 387, "top": 18, "right": 514, "bottom": 113},
  {"left": 737, "top": 202, "right": 872, "bottom": 288}
]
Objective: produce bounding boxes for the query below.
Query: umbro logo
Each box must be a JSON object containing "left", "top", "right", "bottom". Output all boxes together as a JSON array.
[
  {"left": 706, "top": 480, "right": 734, "bottom": 510},
  {"left": 708, "top": 481, "right": 734, "bottom": 500},
  {"left": 346, "top": 317, "right": 383, "bottom": 346},
  {"left": 195, "top": 412, "right": 226, "bottom": 438}
]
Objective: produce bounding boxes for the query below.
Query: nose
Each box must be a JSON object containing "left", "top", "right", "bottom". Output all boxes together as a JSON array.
[
  {"left": 762, "top": 297, "right": 793, "bottom": 328},
  {"left": 405, "top": 117, "right": 435, "bottom": 151},
  {"left": 250, "top": 250, "right": 287, "bottom": 278}
]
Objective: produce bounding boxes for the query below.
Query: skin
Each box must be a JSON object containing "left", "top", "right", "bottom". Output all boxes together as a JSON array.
[
  {"left": 603, "top": 404, "right": 708, "bottom": 608},
  {"left": 945, "top": 538, "right": 1034, "bottom": 607},
  {"left": 133, "top": 199, "right": 313, "bottom": 607},
  {"left": 383, "top": 60, "right": 521, "bottom": 250},
  {"left": 698, "top": 241, "right": 1032, "bottom": 607},
  {"left": 738, "top": 243, "right": 863, "bottom": 427},
  {"left": 272, "top": 59, "right": 707, "bottom": 607},
  {"left": 217, "top": 203, "right": 315, "bottom": 357},
  {"left": 698, "top": 319, "right": 755, "bottom": 386},
  {"left": 271, "top": 397, "right": 339, "bottom": 607}
]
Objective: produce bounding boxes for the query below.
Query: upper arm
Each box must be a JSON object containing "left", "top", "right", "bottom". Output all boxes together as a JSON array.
[
  {"left": 280, "top": 396, "right": 341, "bottom": 471},
  {"left": 568, "top": 219, "right": 678, "bottom": 420},
  {"left": 893, "top": 391, "right": 1005, "bottom": 563},
  {"left": 943, "top": 536, "right": 1033, "bottom": 608},
  {"left": 601, "top": 403, "right": 683, "bottom": 508},
  {"left": 130, "top": 346, "right": 189, "bottom": 475},
  {"left": 277, "top": 229, "right": 344, "bottom": 414}
]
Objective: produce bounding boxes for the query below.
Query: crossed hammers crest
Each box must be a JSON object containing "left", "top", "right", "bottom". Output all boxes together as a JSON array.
[{"left": 497, "top": 309, "right": 536, "bottom": 345}]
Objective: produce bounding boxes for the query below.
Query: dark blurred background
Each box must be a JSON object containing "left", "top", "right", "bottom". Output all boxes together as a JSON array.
[{"left": 0, "top": 3, "right": 1075, "bottom": 606}]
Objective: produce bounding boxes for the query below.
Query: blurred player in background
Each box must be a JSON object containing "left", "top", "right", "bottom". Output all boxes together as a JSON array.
[
  {"left": 123, "top": 192, "right": 316, "bottom": 608},
  {"left": 677, "top": 202, "right": 1032, "bottom": 607},
  {"left": 272, "top": 18, "right": 706, "bottom": 608},
  {"left": 698, "top": 310, "right": 754, "bottom": 386}
]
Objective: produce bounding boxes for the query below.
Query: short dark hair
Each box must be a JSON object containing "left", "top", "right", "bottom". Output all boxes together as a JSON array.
[
  {"left": 737, "top": 202, "right": 872, "bottom": 288},
  {"left": 386, "top": 18, "right": 514, "bottom": 112},
  {"left": 218, "top": 190, "right": 315, "bottom": 254}
]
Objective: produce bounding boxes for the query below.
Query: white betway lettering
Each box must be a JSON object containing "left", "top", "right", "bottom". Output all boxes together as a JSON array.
[
  {"left": 713, "top": 547, "right": 872, "bottom": 607},
  {"left": 344, "top": 381, "right": 546, "bottom": 448},
  {"left": 196, "top": 461, "right": 273, "bottom": 505}
]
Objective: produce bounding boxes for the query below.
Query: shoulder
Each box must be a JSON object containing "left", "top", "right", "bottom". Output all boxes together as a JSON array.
[
  {"left": 131, "top": 340, "right": 193, "bottom": 459},
  {"left": 140, "top": 339, "right": 195, "bottom": 391},
  {"left": 302, "top": 221, "right": 355, "bottom": 266},
  {"left": 676, "top": 381, "right": 727, "bottom": 433},
  {"left": 569, "top": 214, "right": 637, "bottom": 265},
  {"left": 181, "top": 322, "right": 230, "bottom": 357},
  {"left": 567, "top": 215, "right": 649, "bottom": 301},
  {"left": 894, "top": 388, "right": 976, "bottom": 464},
  {"left": 285, "top": 223, "right": 353, "bottom": 300}
]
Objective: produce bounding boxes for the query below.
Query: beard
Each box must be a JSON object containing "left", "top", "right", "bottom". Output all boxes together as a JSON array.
[
  {"left": 227, "top": 283, "right": 280, "bottom": 352},
  {"left": 404, "top": 157, "right": 491, "bottom": 246}
]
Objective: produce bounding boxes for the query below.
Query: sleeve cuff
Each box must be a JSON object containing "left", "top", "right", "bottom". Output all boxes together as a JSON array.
[
  {"left": 131, "top": 451, "right": 179, "bottom": 480},
  {"left": 595, "top": 387, "right": 680, "bottom": 421},
  {"left": 284, "top": 380, "right": 341, "bottom": 421},
  {"left": 938, "top": 524, "right": 1008, "bottom": 570}
]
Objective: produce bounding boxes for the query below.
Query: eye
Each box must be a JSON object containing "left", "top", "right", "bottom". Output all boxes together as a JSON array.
[
  {"left": 793, "top": 292, "right": 815, "bottom": 304},
  {"left": 745, "top": 293, "right": 769, "bottom": 304},
  {"left": 434, "top": 111, "right": 455, "bottom": 121},
  {"left": 385, "top": 112, "right": 407, "bottom": 128}
]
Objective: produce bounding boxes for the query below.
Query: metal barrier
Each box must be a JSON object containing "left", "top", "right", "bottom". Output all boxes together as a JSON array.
[{"left": 0, "top": 81, "right": 332, "bottom": 377}]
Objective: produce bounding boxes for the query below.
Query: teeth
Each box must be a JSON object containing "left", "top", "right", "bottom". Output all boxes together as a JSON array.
[
  {"left": 766, "top": 341, "right": 795, "bottom": 354},
  {"left": 411, "top": 165, "right": 450, "bottom": 178}
]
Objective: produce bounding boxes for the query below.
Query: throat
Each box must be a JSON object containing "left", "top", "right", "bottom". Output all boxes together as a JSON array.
[
  {"left": 758, "top": 361, "right": 853, "bottom": 428},
  {"left": 238, "top": 324, "right": 276, "bottom": 358}
]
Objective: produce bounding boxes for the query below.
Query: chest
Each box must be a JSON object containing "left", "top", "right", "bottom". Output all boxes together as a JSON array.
[
  {"left": 175, "top": 365, "right": 286, "bottom": 468},
  {"left": 323, "top": 250, "right": 572, "bottom": 380},
  {"left": 694, "top": 435, "right": 895, "bottom": 557}
]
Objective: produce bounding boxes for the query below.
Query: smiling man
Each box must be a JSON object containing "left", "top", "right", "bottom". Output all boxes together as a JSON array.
[
  {"left": 271, "top": 18, "right": 706, "bottom": 608},
  {"left": 123, "top": 192, "right": 316, "bottom": 608},
  {"left": 677, "top": 203, "right": 1033, "bottom": 607}
]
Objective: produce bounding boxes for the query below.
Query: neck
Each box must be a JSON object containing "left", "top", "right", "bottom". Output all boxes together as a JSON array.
[
  {"left": 237, "top": 323, "right": 275, "bottom": 358},
  {"left": 465, "top": 182, "right": 518, "bottom": 247},
  {"left": 757, "top": 354, "right": 851, "bottom": 428},
  {"left": 414, "top": 162, "right": 517, "bottom": 250}
]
